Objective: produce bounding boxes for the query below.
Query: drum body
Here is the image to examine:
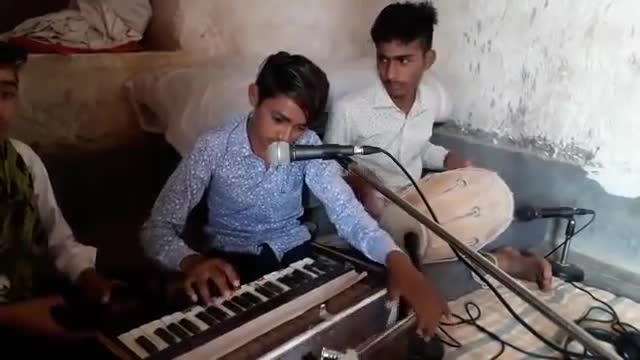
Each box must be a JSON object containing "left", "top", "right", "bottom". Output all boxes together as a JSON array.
[{"left": 379, "top": 167, "right": 514, "bottom": 264}]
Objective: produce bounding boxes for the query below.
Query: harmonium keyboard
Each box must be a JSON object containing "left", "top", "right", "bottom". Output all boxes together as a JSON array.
[{"left": 97, "top": 247, "right": 390, "bottom": 360}]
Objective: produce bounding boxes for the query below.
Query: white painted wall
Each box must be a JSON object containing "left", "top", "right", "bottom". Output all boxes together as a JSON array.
[
  {"left": 430, "top": 0, "right": 640, "bottom": 198},
  {"left": 147, "top": 0, "right": 392, "bottom": 61}
]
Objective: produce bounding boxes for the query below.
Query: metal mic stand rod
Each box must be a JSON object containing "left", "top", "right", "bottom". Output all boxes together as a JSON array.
[{"left": 338, "top": 159, "right": 621, "bottom": 360}]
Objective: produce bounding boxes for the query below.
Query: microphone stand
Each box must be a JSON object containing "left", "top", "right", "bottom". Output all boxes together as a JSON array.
[
  {"left": 551, "top": 216, "right": 586, "bottom": 283},
  {"left": 336, "top": 158, "right": 621, "bottom": 360}
]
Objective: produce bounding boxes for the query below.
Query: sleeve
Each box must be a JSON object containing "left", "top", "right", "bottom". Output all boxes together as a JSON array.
[
  {"left": 303, "top": 134, "right": 402, "bottom": 264},
  {"left": 323, "top": 100, "right": 352, "bottom": 145},
  {"left": 15, "top": 142, "right": 97, "bottom": 284},
  {"left": 140, "top": 132, "right": 220, "bottom": 271},
  {"left": 421, "top": 143, "right": 450, "bottom": 170}
]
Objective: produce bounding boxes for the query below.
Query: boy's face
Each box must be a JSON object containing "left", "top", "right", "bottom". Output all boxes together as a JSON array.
[
  {"left": 249, "top": 84, "right": 308, "bottom": 151},
  {"left": 375, "top": 39, "right": 435, "bottom": 100},
  {"left": 0, "top": 67, "right": 18, "bottom": 138}
]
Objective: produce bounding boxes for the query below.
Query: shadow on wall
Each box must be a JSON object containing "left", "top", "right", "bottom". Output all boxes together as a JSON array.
[
  {"left": 0, "top": 1, "right": 68, "bottom": 33},
  {"left": 39, "top": 133, "right": 181, "bottom": 273}
]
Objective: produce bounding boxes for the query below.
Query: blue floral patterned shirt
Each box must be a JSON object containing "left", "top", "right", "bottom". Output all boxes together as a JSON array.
[{"left": 141, "top": 114, "right": 401, "bottom": 271}]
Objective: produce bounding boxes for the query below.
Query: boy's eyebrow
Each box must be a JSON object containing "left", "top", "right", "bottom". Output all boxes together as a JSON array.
[{"left": 272, "top": 111, "right": 292, "bottom": 123}]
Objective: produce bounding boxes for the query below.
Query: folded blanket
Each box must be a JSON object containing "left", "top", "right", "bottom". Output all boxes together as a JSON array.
[{"left": 1, "top": 0, "right": 151, "bottom": 50}]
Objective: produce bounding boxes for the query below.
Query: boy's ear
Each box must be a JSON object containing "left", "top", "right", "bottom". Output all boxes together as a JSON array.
[
  {"left": 423, "top": 49, "right": 437, "bottom": 71},
  {"left": 248, "top": 83, "right": 259, "bottom": 107}
]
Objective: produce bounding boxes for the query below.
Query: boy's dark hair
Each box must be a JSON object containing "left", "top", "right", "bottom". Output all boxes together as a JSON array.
[
  {"left": 0, "top": 42, "right": 28, "bottom": 70},
  {"left": 370, "top": 1, "right": 438, "bottom": 51},
  {"left": 255, "top": 51, "right": 329, "bottom": 127}
]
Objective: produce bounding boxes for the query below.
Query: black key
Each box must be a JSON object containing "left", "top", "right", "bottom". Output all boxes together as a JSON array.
[
  {"left": 179, "top": 318, "right": 202, "bottom": 334},
  {"left": 241, "top": 292, "right": 263, "bottom": 305},
  {"left": 303, "top": 264, "right": 322, "bottom": 275},
  {"left": 135, "top": 335, "right": 159, "bottom": 354},
  {"left": 285, "top": 272, "right": 301, "bottom": 284},
  {"left": 206, "top": 305, "right": 229, "bottom": 321},
  {"left": 277, "top": 275, "right": 295, "bottom": 287},
  {"left": 195, "top": 311, "right": 217, "bottom": 326},
  {"left": 222, "top": 300, "right": 244, "bottom": 314},
  {"left": 154, "top": 327, "right": 178, "bottom": 345},
  {"left": 167, "top": 323, "right": 190, "bottom": 340},
  {"left": 231, "top": 295, "right": 253, "bottom": 309},
  {"left": 313, "top": 261, "right": 331, "bottom": 272},
  {"left": 292, "top": 269, "right": 313, "bottom": 281},
  {"left": 254, "top": 285, "right": 275, "bottom": 298},
  {"left": 284, "top": 273, "right": 299, "bottom": 286},
  {"left": 263, "top": 281, "right": 285, "bottom": 293}
]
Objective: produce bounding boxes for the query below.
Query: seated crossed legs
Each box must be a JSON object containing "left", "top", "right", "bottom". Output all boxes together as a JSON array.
[{"left": 348, "top": 166, "right": 552, "bottom": 302}]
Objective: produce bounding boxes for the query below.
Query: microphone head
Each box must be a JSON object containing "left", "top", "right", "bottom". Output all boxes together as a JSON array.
[
  {"left": 267, "top": 141, "right": 290, "bottom": 166},
  {"left": 515, "top": 205, "right": 538, "bottom": 221}
]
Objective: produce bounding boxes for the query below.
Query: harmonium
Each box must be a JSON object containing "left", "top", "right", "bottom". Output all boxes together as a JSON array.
[{"left": 95, "top": 242, "right": 400, "bottom": 360}]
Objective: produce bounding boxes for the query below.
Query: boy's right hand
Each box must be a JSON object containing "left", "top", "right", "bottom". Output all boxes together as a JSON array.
[
  {"left": 2, "top": 296, "right": 94, "bottom": 341},
  {"left": 180, "top": 255, "right": 240, "bottom": 305}
]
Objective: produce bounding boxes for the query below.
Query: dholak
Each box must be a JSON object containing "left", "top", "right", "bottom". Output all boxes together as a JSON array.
[{"left": 379, "top": 167, "right": 514, "bottom": 264}]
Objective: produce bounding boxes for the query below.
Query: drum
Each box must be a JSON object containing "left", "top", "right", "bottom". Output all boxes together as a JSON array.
[{"left": 379, "top": 167, "right": 514, "bottom": 264}]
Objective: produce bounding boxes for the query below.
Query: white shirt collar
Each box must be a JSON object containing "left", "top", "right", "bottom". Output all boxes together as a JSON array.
[{"left": 372, "top": 78, "right": 430, "bottom": 118}]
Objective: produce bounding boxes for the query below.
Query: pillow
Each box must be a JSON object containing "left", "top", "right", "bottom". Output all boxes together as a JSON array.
[
  {"left": 125, "top": 56, "right": 452, "bottom": 155},
  {"left": 125, "top": 58, "right": 260, "bottom": 155}
]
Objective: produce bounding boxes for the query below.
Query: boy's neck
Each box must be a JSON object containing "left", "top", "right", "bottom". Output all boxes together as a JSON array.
[{"left": 391, "top": 90, "right": 418, "bottom": 116}]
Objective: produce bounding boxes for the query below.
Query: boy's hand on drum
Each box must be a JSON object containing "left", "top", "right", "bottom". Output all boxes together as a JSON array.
[
  {"left": 444, "top": 151, "right": 472, "bottom": 170},
  {"left": 180, "top": 255, "right": 240, "bottom": 305}
]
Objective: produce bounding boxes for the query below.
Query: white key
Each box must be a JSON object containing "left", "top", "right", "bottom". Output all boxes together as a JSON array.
[
  {"left": 264, "top": 269, "right": 292, "bottom": 291},
  {"left": 118, "top": 330, "right": 149, "bottom": 359},
  {"left": 291, "top": 262, "right": 319, "bottom": 278},
  {"left": 292, "top": 257, "right": 314, "bottom": 267},
  {"left": 140, "top": 320, "right": 170, "bottom": 351},
  {"left": 183, "top": 306, "right": 210, "bottom": 331}
]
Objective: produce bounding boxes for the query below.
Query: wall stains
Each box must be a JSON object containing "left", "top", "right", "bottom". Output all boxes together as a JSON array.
[{"left": 431, "top": 0, "right": 640, "bottom": 198}]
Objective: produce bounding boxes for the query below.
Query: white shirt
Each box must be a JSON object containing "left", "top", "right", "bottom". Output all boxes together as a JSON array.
[
  {"left": 324, "top": 76, "right": 453, "bottom": 192},
  {"left": 8, "top": 140, "right": 96, "bottom": 283}
]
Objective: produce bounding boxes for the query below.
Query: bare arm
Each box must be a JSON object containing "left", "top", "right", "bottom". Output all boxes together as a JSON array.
[{"left": 0, "top": 296, "right": 89, "bottom": 340}]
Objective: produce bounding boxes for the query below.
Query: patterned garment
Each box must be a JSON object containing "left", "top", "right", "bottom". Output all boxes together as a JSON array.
[
  {"left": 0, "top": 139, "right": 49, "bottom": 303},
  {"left": 141, "top": 113, "right": 400, "bottom": 271}
]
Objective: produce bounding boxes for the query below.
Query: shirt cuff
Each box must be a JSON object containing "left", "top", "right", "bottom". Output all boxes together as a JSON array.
[
  {"left": 370, "top": 232, "right": 404, "bottom": 265},
  {"left": 63, "top": 246, "right": 98, "bottom": 284},
  {"left": 162, "top": 243, "right": 201, "bottom": 272}
]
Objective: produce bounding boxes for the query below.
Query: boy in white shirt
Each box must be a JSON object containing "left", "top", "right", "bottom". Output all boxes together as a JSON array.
[{"left": 325, "top": 2, "right": 552, "bottom": 299}]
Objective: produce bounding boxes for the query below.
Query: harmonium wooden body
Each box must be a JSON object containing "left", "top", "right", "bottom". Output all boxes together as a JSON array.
[{"left": 97, "top": 243, "right": 399, "bottom": 360}]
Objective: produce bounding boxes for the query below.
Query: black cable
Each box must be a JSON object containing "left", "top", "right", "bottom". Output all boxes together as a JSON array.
[
  {"left": 562, "top": 281, "right": 639, "bottom": 356},
  {"left": 544, "top": 213, "right": 596, "bottom": 259},
  {"left": 569, "top": 281, "right": 639, "bottom": 335},
  {"left": 377, "top": 150, "right": 605, "bottom": 359}
]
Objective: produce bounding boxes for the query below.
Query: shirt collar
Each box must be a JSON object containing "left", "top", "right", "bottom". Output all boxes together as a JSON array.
[
  {"left": 372, "top": 79, "right": 429, "bottom": 117},
  {"left": 232, "top": 114, "right": 255, "bottom": 158}
]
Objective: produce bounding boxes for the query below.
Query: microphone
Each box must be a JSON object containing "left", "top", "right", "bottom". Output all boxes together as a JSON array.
[
  {"left": 515, "top": 206, "right": 594, "bottom": 221},
  {"left": 267, "top": 141, "right": 382, "bottom": 165}
]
